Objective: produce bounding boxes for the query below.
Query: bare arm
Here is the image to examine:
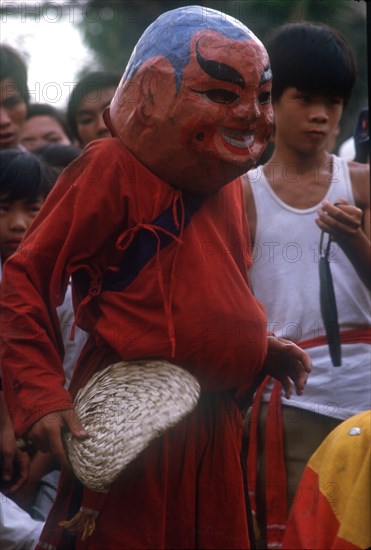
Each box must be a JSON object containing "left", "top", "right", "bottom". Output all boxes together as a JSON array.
[{"left": 315, "top": 162, "right": 370, "bottom": 290}]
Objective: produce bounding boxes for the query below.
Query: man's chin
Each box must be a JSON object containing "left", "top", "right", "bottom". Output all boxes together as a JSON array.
[
  {"left": 211, "top": 156, "right": 257, "bottom": 184},
  {"left": 174, "top": 158, "right": 255, "bottom": 195}
]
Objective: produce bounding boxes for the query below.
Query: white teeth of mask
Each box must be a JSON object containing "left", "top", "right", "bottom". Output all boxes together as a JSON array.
[{"left": 222, "top": 133, "right": 254, "bottom": 148}]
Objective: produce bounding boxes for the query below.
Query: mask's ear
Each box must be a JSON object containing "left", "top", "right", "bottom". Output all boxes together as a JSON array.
[
  {"left": 137, "top": 58, "right": 176, "bottom": 122},
  {"left": 108, "top": 58, "right": 176, "bottom": 143},
  {"left": 138, "top": 68, "right": 157, "bottom": 121}
]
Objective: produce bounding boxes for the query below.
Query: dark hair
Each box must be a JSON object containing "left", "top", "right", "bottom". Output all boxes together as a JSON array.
[
  {"left": 67, "top": 71, "right": 120, "bottom": 140},
  {"left": 0, "top": 150, "right": 58, "bottom": 201},
  {"left": 34, "top": 143, "right": 81, "bottom": 169},
  {"left": 27, "top": 103, "right": 74, "bottom": 142},
  {"left": 266, "top": 22, "right": 356, "bottom": 107},
  {"left": 0, "top": 44, "right": 29, "bottom": 105}
]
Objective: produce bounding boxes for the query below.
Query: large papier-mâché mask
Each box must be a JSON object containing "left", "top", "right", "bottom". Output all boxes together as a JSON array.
[{"left": 108, "top": 6, "right": 273, "bottom": 194}]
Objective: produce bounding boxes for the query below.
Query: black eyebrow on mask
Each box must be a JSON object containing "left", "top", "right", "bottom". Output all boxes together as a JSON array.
[
  {"left": 195, "top": 40, "right": 246, "bottom": 89},
  {"left": 260, "top": 65, "right": 272, "bottom": 85}
]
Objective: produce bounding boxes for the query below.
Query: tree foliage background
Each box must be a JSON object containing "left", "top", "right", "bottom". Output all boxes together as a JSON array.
[{"left": 75, "top": 0, "right": 367, "bottom": 150}]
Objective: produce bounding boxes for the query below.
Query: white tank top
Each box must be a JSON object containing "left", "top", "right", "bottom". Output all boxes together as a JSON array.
[{"left": 248, "top": 155, "right": 371, "bottom": 419}]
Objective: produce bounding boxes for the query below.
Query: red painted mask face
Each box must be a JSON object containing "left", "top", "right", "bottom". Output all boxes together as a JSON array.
[
  {"left": 110, "top": 30, "right": 273, "bottom": 194},
  {"left": 172, "top": 33, "right": 272, "bottom": 167}
]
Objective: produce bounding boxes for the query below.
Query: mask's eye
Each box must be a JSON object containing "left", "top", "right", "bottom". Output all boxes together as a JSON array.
[
  {"left": 258, "top": 90, "right": 271, "bottom": 105},
  {"left": 204, "top": 89, "right": 239, "bottom": 104}
]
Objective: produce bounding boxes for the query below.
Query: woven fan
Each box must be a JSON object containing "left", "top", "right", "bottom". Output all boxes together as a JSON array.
[{"left": 64, "top": 359, "right": 201, "bottom": 492}]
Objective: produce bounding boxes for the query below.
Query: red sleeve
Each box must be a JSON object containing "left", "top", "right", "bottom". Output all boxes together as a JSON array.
[{"left": 0, "top": 139, "right": 131, "bottom": 436}]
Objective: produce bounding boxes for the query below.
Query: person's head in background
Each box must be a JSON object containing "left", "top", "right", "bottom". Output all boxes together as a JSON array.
[
  {"left": 20, "top": 103, "right": 73, "bottom": 152},
  {"left": 34, "top": 142, "right": 81, "bottom": 170},
  {"left": 0, "top": 150, "right": 58, "bottom": 264},
  {"left": 0, "top": 45, "right": 29, "bottom": 150},
  {"left": 265, "top": 22, "right": 356, "bottom": 156},
  {"left": 67, "top": 71, "right": 120, "bottom": 148}
]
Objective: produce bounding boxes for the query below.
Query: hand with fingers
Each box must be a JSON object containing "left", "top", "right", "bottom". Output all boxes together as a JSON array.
[
  {"left": 316, "top": 198, "right": 363, "bottom": 242},
  {"left": 315, "top": 197, "right": 370, "bottom": 290},
  {"left": 262, "top": 336, "right": 312, "bottom": 399},
  {"left": 24, "top": 408, "right": 89, "bottom": 469}
]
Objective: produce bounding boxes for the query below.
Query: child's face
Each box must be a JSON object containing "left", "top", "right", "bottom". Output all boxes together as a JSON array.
[
  {"left": 76, "top": 86, "right": 116, "bottom": 147},
  {"left": 20, "top": 115, "right": 71, "bottom": 152},
  {"left": 0, "top": 195, "right": 44, "bottom": 262},
  {"left": 273, "top": 87, "right": 343, "bottom": 155}
]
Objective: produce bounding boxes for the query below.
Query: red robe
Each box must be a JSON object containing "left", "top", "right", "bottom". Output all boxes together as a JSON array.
[{"left": 1, "top": 138, "right": 267, "bottom": 549}]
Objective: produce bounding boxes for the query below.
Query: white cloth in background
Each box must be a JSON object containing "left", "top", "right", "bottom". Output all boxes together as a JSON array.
[
  {"left": 56, "top": 283, "right": 88, "bottom": 388},
  {"left": 338, "top": 136, "right": 355, "bottom": 161},
  {"left": 0, "top": 492, "right": 44, "bottom": 550}
]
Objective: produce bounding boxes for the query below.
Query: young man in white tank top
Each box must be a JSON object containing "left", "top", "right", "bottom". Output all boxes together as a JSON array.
[{"left": 242, "top": 22, "right": 370, "bottom": 549}]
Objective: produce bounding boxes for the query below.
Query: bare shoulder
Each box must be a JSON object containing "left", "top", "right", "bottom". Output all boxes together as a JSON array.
[
  {"left": 241, "top": 172, "right": 257, "bottom": 245},
  {"left": 348, "top": 161, "right": 370, "bottom": 208}
]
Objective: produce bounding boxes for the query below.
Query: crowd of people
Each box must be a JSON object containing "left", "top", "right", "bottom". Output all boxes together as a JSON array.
[{"left": 0, "top": 5, "right": 369, "bottom": 550}]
